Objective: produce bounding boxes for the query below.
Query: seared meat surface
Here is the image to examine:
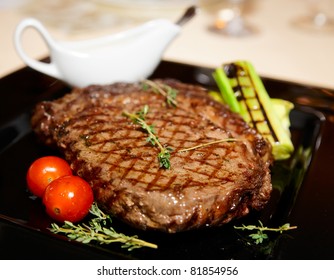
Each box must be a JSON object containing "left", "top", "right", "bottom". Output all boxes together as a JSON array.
[{"left": 31, "top": 80, "right": 272, "bottom": 233}]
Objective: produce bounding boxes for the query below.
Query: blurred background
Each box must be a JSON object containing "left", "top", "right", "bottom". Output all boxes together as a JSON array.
[{"left": 1, "top": 0, "right": 334, "bottom": 88}]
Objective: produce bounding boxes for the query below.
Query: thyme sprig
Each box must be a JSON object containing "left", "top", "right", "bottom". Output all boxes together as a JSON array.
[
  {"left": 178, "top": 138, "right": 238, "bottom": 153},
  {"left": 123, "top": 105, "right": 172, "bottom": 169},
  {"left": 142, "top": 80, "right": 178, "bottom": 107},
  {"left": 234, "top": 220, "right": 297, "bottom": 244},
  {"left": 50, "top": 202, "right": 157, "bottom": 251}
]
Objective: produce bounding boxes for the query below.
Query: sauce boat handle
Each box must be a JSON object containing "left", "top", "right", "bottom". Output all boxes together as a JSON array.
[{"left": 14, "top": 18, "right": 61, "bottom": 80}]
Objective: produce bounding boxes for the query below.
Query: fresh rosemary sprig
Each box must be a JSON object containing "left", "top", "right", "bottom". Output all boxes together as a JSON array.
[
  {"left": 123, "top": 105, "right": 172, "bottom": 169},
  {"left": 234, "top": 220, "right": 297, "bottom": 244},
  {"left": 142, "top": 80, "right": 178, "bottom": 107},
  {"left": 49, "top": 202, "right": 158, "bottom": 251}
]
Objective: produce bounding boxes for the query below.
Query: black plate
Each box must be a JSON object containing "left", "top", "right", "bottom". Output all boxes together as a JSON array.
[{"left": 1, "top": 61, "right": 334, "bottom": 260}]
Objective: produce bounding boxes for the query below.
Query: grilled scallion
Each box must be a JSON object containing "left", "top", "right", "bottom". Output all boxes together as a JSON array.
[{"left": 213, "top": 61, "right": 294, "bottom": 160}]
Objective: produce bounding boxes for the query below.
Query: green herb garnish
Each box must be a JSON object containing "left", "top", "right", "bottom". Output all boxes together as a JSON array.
[
  {"left": 142, "top": 80, "right": 178, "bottom": 107},
  {"left": 178, "top": 138, "right": 238, "bottom": 153},
  {"left": 234, "top": 220, "right": 297, "bottom": 244},
  {"left": 50, "top": 202, "right": 157, "bottom": 251},
  {"left": 123, "top": 105, "right": 172, "bottom": 169}
]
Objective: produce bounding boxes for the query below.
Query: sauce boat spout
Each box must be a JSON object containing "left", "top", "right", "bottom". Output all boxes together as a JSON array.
[{"left": 14, "top": 17, "right": 183, "bottom": 87}]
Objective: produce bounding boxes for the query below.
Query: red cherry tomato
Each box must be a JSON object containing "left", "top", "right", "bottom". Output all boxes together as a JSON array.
[
  {"left": 42, "top": 175, "right": 94, "bottom": 223},
  {"left": 26, "top": 156, "right": 73, "bottom": 198}
]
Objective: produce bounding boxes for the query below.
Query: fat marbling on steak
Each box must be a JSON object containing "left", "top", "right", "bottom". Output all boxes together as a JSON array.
[{"left": 31, "top": 79, "right": 273, "bottom": 233}]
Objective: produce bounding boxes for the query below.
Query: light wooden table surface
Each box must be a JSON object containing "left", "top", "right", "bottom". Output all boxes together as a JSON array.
[{"left": 1, "top": 0, "right": 334, "bottom": 89}]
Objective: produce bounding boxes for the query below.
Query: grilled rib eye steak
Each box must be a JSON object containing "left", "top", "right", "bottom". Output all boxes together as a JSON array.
[{"left": 31, "top": 79, "right": 273, "bottom": 233}]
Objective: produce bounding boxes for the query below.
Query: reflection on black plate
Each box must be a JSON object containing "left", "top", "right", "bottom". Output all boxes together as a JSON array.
[{"left": 1, "top": 61, "right": 334, "bottom": 260}]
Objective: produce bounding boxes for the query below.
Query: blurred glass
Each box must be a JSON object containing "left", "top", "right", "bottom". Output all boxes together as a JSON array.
[
  {"left": 199, "top": 0, "right": 256, "bottom": 37},
  {"left": 292, "top": 0, "right": 334, "bottom": 33}
]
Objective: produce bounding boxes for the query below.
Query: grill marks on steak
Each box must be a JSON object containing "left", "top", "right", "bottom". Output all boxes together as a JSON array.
[{"left": 31, "top": 80, "right": 272, "bottom": 233}]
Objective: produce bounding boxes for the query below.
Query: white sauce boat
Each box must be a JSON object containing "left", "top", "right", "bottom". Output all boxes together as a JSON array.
[{"left": 14, "top": 6, "right": 196, "bottom": 88}]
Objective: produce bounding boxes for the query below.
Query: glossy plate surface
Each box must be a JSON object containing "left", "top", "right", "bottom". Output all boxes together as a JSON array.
[{"left": 1, "top": 61, "right": 334, "bottom": 259}]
